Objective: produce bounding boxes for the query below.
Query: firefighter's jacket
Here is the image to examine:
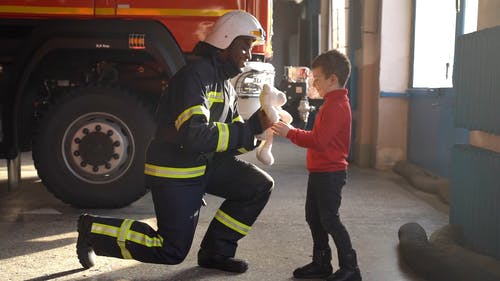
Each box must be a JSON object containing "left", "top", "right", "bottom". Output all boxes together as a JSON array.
[{"left": 146, "top": 49, "right": 264, "bottom": 180}]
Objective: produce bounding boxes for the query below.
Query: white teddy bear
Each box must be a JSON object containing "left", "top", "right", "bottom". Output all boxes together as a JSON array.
[{"left": 256, "top": 84, "right": 293, "bottom": 165}]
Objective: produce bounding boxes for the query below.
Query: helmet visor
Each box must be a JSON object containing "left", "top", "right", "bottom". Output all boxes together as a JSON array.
[{"left": 250, "top": 28, "right": 266, "bottom": 46}]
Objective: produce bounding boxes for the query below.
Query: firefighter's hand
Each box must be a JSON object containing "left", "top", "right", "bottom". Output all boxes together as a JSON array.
[
  {"left": 272, "top": 121, "right": 294, "bottom": 137},
  {"left": 258, "top": 109, "right": 274, "bottom": 131}
]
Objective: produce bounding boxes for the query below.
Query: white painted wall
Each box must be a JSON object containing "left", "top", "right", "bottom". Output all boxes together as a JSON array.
[
  {"left": 374, "top": 0, "right": 412, "bottom": 169},
  {"left": 379, "top": 0, "right": 411, "bottom": 92}
]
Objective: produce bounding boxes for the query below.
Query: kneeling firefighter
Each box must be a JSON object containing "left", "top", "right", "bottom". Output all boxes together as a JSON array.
[{"left": 76, "top": 10, "right": 274, "bottom": 273}]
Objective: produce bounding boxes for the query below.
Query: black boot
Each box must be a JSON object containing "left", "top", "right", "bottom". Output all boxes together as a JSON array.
[
  {"left": 76, "top": 214, "right": 96, "bottom": 269},
  {"left": 293, "top": 248, "right": 333, "bottom": 279},
  {"left": 197, "top": 249, "right": 248, "bottom": 273},
  {"left": 327, "top": 250, "right": 362, "bottom": 281}
]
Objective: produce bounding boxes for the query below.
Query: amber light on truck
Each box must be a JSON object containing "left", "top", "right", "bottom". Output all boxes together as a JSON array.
[{"left": 129, "top": 34, "right": 146, "bottom": 49}]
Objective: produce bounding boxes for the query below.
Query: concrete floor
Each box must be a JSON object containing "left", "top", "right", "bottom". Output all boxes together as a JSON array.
[{"left": 0, "top": 138, "right": 450, "bottom": 281}]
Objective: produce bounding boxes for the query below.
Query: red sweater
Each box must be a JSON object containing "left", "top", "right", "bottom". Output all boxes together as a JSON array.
[{"left": 286, "top": 89, "right": 351, "bottom": 172}]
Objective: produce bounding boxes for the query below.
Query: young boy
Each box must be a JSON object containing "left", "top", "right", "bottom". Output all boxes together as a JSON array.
[{"left": 272, "top": 49, "right": 361, "bottom": 281}]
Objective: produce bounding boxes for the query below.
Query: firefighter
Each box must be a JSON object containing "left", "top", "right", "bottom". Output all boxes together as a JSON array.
[{"left": 76, "top": 10, "right": 274, "bottom": 274}]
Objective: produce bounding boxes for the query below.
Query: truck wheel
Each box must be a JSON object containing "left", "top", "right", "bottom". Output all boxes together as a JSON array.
[{"left": 33, "top": 86, "right": 156, "bottom": 208}]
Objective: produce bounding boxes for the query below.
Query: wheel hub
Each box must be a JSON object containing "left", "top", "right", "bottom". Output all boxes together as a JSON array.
[
  {"left": 78, "top": 131, "right": 115, "bottom": 167},
  {"left": 64, "top": 114, "right": 133, "bottom": 183}
]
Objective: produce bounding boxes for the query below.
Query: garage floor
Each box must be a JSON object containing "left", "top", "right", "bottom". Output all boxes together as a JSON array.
[{"left": 0, "top": 138, "right": 449, "bottom": 281}]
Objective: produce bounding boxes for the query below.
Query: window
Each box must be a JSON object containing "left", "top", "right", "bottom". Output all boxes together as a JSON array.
[
  {"left": 330, "top": 0, "right": 347, "bottom": 54},
  {"left": 463, "top": 0, "right": 478, "bottom": 34},
  {"left": 412, "top": 0, "right": 456, "bottom": 88},
  {"left": 412, "top": 0, "right": 478, "bottom": 88}
]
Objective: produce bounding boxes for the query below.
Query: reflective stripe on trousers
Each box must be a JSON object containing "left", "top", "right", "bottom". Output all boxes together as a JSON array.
[
  {"left": 90, "top": 219, "right": 163, "bottom": 259},
  {"left": 145, "top": 163, "right": 206, "bottom": 179}
]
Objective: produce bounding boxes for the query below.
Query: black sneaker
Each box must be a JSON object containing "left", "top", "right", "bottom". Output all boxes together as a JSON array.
[
  {"left": 76, "top": 214, "right": 96, "bottom": 269},
  {"left": 293, "top": 261, "right": 333, "bottom": 279},
  {"left": 197, "top": 249, "right": 248, "bottom": 273},
  {"left": 326, "top": 268, "right": 362, "bottom": 281}
]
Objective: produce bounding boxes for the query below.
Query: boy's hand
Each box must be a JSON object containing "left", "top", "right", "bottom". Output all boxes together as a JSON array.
[{"left": 272, "top": 121, "right": 294, "bottom": 137}]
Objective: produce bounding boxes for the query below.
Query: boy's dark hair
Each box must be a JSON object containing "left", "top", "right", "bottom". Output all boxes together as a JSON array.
[{"left": 311, "top": 49, "right": 351, "bottom": 87}]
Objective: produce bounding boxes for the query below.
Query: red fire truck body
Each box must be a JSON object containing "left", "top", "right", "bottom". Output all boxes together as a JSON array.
[
  {"left": 0, "top": 0, "right": 274, "bottom": 208},
  {"left": 0, "top": 1, "right": 273, "bottom": 56}
]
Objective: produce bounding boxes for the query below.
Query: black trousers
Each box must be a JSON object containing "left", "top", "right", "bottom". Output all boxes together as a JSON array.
[
  {"left": 86, "top": 152, "right": 274, "bottom": 264},
  {"left": 305, "top": 170, "right": 354, "bottom": 257}
]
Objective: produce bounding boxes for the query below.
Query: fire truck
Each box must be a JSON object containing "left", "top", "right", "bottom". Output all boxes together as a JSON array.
[{"left": 0, "top": 1, "right": 274, "bottom": 208}]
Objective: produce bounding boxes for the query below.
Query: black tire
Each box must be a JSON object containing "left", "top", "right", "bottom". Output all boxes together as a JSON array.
[{"left": 33, "top": 86, "right": 156, "bottom": 208}]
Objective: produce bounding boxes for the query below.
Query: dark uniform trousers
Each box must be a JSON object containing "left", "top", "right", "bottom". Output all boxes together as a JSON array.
[
  {"left": 306, "top": 170, "right": 354, "bottom": 257},
  {"left": 85, "top": 152, "right": 274, "bottom": 265}
]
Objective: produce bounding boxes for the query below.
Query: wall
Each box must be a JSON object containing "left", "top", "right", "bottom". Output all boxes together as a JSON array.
[
  {"left": 477, "top": 0, "right": 500, "bottom": 30},
  {"left": 350, "top": 0, "right": 381, "bottom": 168},
  {"left": 376, "top": 0, "right": 411, "bottom": 170},
  {"left": 350, "top": 0, "right": 412, "bottom": 170}
]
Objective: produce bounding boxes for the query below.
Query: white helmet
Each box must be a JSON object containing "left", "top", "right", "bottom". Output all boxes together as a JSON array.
[{"left": 204, "top": 10, "right": 265, "bottom": 50}]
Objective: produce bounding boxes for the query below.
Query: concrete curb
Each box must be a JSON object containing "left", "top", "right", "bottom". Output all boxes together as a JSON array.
[{"left": 398, "top": 222, "right": 500, "bottom": 281}]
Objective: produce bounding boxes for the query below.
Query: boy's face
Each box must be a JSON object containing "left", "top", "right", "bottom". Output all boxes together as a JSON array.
[{"left": 312, "top": 67, "right": 337, "bottom": 97}]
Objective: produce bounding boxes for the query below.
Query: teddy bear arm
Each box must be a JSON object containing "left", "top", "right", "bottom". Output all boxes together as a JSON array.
[
  {"left": 279, "top": 109, "right": 293, "bottom": 124},
  {"left": 256, "top": 129, "right": 275, "bottom": 165}
]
